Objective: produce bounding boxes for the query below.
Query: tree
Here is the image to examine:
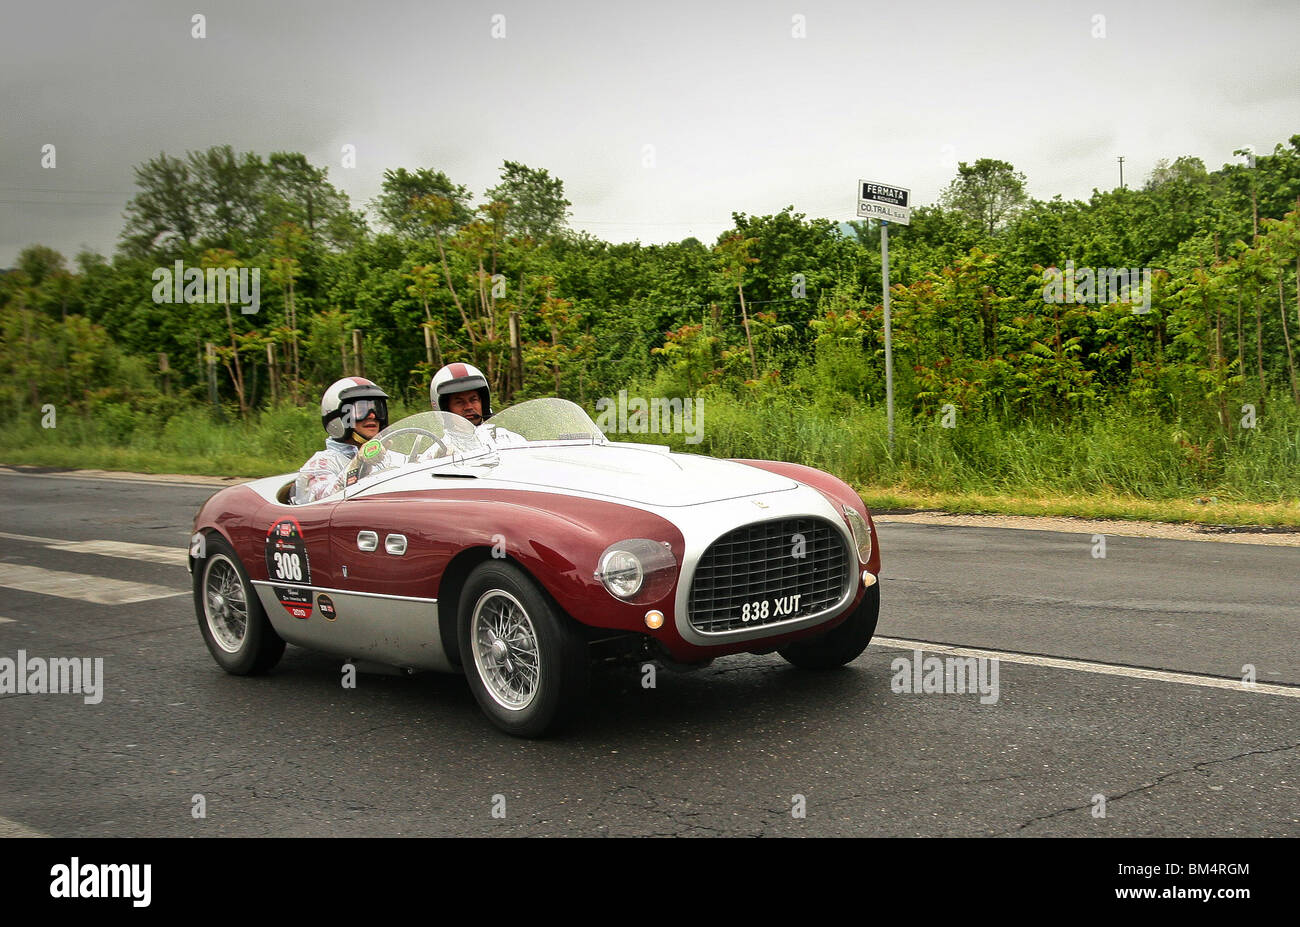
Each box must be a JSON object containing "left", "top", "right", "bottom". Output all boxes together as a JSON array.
[
  {"left": 186, "top": 146, "right": 265, "bottom": 251},
  {"left": 264, "top": 152, "right": 364, "bottom": 250},
  {"left": 714, "top": 234, "right": 760, "bottom": 379},
  {"left": 372, "top": 167, "right": 472, "bottom": 239},
  {"left": 200, "top": 249, "right": 251, "bottom": 417},
  {"left": 268, "top": 222, "right": 308, "bottom": 401},
  {"left": 940, "top": 158, "right": 1030, "bottom": 235},
  {"left": 122, "top": 147, "right": 359, "bottom": 259},
  {"left": 485, "top": 161, "right": 571, "bottom": 241},
  {"left": 121, "top": 153, "right": 200, "bottom": 256},
  {"left": 405, "top": 264, "right": 445, "bottom": 367}
]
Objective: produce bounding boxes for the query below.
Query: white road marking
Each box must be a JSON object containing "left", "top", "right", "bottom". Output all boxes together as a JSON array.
[
  {"left": 0, "top": 617, "right": 13, "bottom": 624},
  {"left": 873, "top": 513, "right": 1300, "bottom": 547},
  {"left": 873, "top": 637, "right": 1300, "bottom": 698},
  {"left": 0, "top": 563, "right": 183, "bottom": 605},
  {"left": 0, "top": 531, "right": 185, "bottom": 566},
  {"left": 0, "top": 814, "right": 48, "bottom": 837}
]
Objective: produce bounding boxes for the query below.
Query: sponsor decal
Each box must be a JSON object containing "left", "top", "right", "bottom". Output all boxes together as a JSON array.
[
  {"left": 316, "top": 593, "right": 337, "bottom": 620},
  {"left": 265, "top": 518, "right": 312, "bottom": 619}
]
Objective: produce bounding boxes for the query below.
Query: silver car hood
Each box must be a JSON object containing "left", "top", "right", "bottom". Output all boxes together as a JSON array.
[{"left": 466, "top": 443, "right": 799, "bottom": 507}]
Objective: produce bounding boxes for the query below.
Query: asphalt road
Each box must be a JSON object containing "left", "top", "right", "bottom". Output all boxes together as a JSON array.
[{"left": 0, "top": 470, "right": 1296, "bottom": 837}]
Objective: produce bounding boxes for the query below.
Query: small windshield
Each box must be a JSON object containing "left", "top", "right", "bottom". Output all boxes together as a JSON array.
[
  {"left": 485, "top": 398, "right": 607, "bottom": 444},
  {"left": 316, "top": 399, "right": 607, "bottom": 501},
  {"left": 331, "top": 411, "right": 491, "bottom": 499},
  {"left": 368, "top": 410, "right": 487, "bottom": 460}
]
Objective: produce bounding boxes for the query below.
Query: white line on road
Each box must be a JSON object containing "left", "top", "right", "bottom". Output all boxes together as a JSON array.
[
  {"left": 873, "top": 637, "right": 1300, "bottom": 698},
  {"left": 873, "top": 513, "right": 1300, "bottom": 547},
  {"left": 0, "top": 617, "right": 13, "bottom": 624},
  {"left": 0, "top": 563, "right": 183, "bottom": 605},
  {"left": 0, "top": 531, "right": 185, "bottom": 567},
  {"left": 0, "top": 814, "right": 48, "bottom": 837}
]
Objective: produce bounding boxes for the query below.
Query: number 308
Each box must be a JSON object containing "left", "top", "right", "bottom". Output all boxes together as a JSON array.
[{"left": 273, "top": 551, "right": 303, "bottom": 581}]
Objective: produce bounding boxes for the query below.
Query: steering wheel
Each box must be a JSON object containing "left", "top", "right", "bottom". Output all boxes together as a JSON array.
[{"left": 369, "top": 427, "right": 450, "bottom": 463}]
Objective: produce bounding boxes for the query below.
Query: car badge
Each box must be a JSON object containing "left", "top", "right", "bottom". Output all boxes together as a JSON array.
[{"left": 752, "top": 499, "right": 769, "bottom": 509}]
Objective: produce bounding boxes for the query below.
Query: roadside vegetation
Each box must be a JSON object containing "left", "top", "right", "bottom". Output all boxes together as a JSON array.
[
  {"left": 8, "top": 387, "right": 1300, "bottom": 526},
  {"left": 3, "top": 138, "right": 1300, "bottom": 524}
]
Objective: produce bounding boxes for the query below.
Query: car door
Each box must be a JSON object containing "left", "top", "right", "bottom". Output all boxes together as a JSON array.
[{"left": 324, "top": 496, "right": 459, "bottom": 671}]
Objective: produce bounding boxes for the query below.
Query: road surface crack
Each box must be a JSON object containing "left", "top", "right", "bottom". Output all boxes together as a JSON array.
[{"left": 997, "top": 741, "right": 1300, "bottom": 835}]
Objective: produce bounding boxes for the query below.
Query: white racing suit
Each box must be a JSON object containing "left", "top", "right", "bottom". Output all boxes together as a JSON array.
[
  {"left": 293, "top": 438, "right": 406, "bottom": 504},
  {"left": 295, "top": 423, "right": 525, "bottom": 504},
  {"left": 293, "top": 438, "right": 361, "bottom": 504}
]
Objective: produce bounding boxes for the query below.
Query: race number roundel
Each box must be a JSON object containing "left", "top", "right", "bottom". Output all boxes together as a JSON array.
[{"left": 265, "top": 518, "right": 313, "bottom": 619}]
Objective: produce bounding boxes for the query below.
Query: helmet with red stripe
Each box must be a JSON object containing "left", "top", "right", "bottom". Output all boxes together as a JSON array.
[
  {"left": 430, "top": 362, "right": 492, "bottom": 419},
  {"left": 321, "top": 377, "right": 389, "bottom": 441}
]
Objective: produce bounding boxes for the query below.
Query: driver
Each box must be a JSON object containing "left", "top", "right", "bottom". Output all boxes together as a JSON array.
[
  {"left": 430, "top": 362, "right": 526, "bottom": 447},
  {"left": 293, "top": 377, "right": 390, "bottom": 504}
]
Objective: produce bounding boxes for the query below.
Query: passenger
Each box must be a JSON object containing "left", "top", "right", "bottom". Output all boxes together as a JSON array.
[
  {"left": 430, "top": 362, "right": 526, "bottom": 447},
  {"left": 293, "top": 377, "right": 390, "bottom": 504}
]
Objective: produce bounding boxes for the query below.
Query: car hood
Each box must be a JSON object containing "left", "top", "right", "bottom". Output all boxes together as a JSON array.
[{"left": 473, "top": 443, "right": 800, "bottom": 507}]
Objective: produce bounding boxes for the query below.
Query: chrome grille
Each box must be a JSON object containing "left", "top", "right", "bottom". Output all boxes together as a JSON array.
[{"left": 688, "top": 517, "right": 850, "bottom": 633}]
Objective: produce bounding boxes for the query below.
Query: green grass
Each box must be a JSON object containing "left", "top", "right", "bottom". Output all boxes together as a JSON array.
[
  {"left": 5, "top": 391, "right": 1300, "bottom": 525},
  {"left": 8, "top": 402, "right": 365, "bottom": 478}
]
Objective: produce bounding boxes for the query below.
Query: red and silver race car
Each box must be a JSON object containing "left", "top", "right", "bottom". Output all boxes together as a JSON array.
[{"left": 189, "top": 398, "right": 881, "bottom": 736}]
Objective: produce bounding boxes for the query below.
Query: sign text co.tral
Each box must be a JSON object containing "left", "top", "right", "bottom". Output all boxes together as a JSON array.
[{"left": 856, "top": 180, "right": 911, "bottom": 225}]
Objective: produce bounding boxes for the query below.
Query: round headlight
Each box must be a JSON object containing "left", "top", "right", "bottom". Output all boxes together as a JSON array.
[
  {"left": 598, "top": 548, "right": 644, "bottom": 599},
  {"left": 595, "top": 539, "right": 677, "bottom": 601},
  {"left": 843, "top": 505, "right": 873, "bottom": 565}
]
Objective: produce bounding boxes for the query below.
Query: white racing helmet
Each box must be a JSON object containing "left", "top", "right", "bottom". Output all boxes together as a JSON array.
[
  {"left": 430, "top": 362, "right": 492, "bottom": 417},
  {"left": 321, "top": 377, "right": 389, "bottom": 441}
]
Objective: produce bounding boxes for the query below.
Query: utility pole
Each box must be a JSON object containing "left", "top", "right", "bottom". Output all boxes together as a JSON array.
[{"left": 1117, "top": 156, "right": 1125, "bottom": 190}]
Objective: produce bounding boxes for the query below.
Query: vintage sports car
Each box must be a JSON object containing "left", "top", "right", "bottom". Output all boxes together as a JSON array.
[{"left": 190, "top": 398, "right": 881, "bottom": 736}]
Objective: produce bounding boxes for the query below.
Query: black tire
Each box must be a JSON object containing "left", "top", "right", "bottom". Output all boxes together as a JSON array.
[
  {"left": 194, "top": 533, "right": 285, "bottom": 675},
  {"left": 778, "top": 583, "right": 879, "bottom": 669},
  {"left": 458, "top": 561, "right": 589, "bottom": 737}
]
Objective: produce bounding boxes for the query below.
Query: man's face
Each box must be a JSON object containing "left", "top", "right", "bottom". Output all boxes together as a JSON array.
[
  {"left": 350, "top": 405, "right": 383, "bottom": 442},
  {"left": 446, "top": 389, "right": 483, "bottom": 425}
]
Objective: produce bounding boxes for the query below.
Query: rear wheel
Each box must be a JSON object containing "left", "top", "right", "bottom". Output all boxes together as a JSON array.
[
  {"left": 458, "top": 561, "right": 588, "bottom": 737},
  {"left": 194, "top": 534, "right": 285, "bottom": 675},
  {"left": 778, "top": 583, "right": 879, "bottom": 669}
]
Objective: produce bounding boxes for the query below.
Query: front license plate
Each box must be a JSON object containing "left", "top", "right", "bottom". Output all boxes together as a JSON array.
[{"left": 739, "top": 594, "right": 803, "bottom": 623}]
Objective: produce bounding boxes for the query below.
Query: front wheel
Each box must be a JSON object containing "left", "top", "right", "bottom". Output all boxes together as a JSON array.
[
  {"left": 778, "top": 583, "right": 879, "bottom": 669},
  {"left": 194, "top": 533, "right": 285, "bottom": 675},
  {"left": 458, "top": 561, "right": 589, "bottom": 737}
]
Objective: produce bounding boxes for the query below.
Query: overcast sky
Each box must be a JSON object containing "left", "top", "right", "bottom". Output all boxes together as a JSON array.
[{"left": 2, "top": 0, "right": 1297, "bottom": 266}]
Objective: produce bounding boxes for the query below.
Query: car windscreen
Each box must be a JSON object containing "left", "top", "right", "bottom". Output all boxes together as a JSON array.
[
  {"left": 333, "top": 411, "right": 491, "bottom": 498},
  {"left": 485, "top": 397, "right": 607, "bottom": 444}
]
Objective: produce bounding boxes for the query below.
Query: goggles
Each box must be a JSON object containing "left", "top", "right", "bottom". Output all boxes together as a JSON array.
[{"left": 341, "top": 397, "right": 388, "bottom": 429}]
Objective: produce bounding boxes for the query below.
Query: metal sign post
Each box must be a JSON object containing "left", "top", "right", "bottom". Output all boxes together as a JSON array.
[
  {"left": 857, "top": 179, "right": 910, "bottom": 457},
  {"left": 881, "top": 220, "right": 894, "bottom": 455}
]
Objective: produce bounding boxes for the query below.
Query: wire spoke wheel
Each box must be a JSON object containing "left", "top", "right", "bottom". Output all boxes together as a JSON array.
[
  {"left": 204, "top": 555, "right": 250, "bottom": 654},
  {"left": 458, "top": 561, "right": 587, "bottom": 736},
  {"left": 192, "top": 534, "right": 284, "bottom": 675},
  {"left": 470, "top": 590, "right": 541, "bottom": 710}
]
